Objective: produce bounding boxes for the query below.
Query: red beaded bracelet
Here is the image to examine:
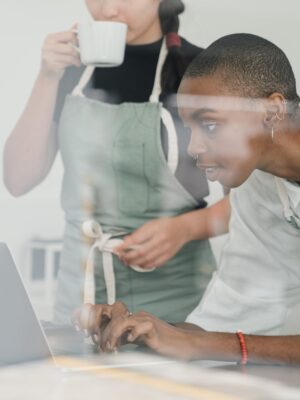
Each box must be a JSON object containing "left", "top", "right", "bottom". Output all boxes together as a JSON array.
[{"left": 236, "top": 330, "right": 248, "bottom": 365}]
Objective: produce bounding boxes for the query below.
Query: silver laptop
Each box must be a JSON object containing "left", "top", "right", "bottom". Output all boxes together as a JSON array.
[
  {"left": 0, "top": 242, "right": 53, "bottom": 365},
  {"left": 0, "top": 243, "right": 173, "bottom": 370}
]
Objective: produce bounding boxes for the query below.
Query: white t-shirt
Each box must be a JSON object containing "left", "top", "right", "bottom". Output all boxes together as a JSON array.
[{"left": 186, "top": 170, "right": 300, "bottom": 335}]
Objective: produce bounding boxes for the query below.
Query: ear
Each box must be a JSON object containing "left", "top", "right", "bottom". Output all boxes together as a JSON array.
[{"left": 263, "top": 92, "right": 287, "bottom": 127}]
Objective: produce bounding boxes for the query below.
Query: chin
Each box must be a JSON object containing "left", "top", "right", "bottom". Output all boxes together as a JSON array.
[
  {"left": 219, "top": 163, "right": 255, "bottom": 188},
  {"left": 219, "top": 173, "right": 248, "bottom": 189}
]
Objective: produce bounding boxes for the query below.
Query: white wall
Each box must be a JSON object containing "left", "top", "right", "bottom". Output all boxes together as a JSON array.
[
  {"left": 0, "top": 0, "right": 299, "bottom": 268},
  {"left": 0, "top": 0, "right": 85, "bottom": 263}
]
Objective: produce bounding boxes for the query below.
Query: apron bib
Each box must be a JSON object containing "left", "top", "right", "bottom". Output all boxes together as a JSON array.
[
  {"left": 54, "top": 39, "right": 216, "bottom": 324},
  {"left": 275, "top": 177, "right": 300, "bottom": 333},
  {"left": 275, "top": 177, "right": 300, "bottom": 230}
]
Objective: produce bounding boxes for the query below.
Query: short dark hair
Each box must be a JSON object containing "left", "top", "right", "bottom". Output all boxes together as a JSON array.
[{"left": 184, "top": 33, "right": 299, "bottom": 106}]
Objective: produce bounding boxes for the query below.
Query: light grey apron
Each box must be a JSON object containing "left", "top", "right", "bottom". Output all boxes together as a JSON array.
[
  {"left": 54, "top": 39, "right": 216, "bottom": 324},
  {"left": 275, "top": 177, "right": 300, "bottom": 230},
  {"left": 274, "top": 177, "right": 300, "bottom": 333}
]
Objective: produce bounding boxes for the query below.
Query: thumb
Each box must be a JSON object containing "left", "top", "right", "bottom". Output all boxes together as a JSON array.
[
  {"left": 113, "top": 234, "right": 135, "bottom": 254},
  {"left": 70, "top": 22, "right": 78, "bottom": 33}
]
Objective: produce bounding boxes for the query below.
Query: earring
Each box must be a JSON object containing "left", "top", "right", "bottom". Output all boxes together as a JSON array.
[
  {"left": 275, "top": 112, "right": 284, "bottom": 121},
  {"left": 271, "top": 126, "right": 275, "bottom": 143}
]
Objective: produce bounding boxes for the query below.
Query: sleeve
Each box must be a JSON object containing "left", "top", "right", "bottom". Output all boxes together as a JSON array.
[
  {"left": 186, "top": 177, "right": 292, "bottom": 335},
  {"left": 53, "top": 66, "right": 84, "bottom": 124},
  {"left": 185, "top": 271, "right": 288, "bottom": 335}
]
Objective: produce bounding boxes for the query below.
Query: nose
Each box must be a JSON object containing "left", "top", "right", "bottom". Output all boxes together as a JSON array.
[
  {"left": 187, "top": 130, "right": 207, "bottom": 159},
  {"left": 100, "top": 0, "right": 119, "bottom": 20}
]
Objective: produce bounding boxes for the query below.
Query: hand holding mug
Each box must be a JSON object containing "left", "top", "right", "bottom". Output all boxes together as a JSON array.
[{"left": 40, "top": 26, "right": 81, "bottom": 81}]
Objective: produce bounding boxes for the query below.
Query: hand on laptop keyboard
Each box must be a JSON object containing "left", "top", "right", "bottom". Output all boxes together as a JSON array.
[{"left": 72, "top": 301, "right": 131, "bottom": 351}]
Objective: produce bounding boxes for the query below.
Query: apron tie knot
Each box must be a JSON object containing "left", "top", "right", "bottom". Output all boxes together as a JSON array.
[{"left": 82, "top": 220, "right": 154, "bottom": 306}]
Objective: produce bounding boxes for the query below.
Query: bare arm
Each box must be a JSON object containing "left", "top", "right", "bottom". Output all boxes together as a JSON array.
[
  {"left": 4, "top": 76, "right": 60, "bottom": 196},
  {"left": 115, "top": 196, "right": 230, "bottom": 269},
  {"left": 3, "top": 29, "right": 80, "bottom": 196},
  {"left": 176, "top": 195, "right": 230, "bottom": 240},
  {"left": 97, "top": 310, "right": 300, "bottom": 365},
  {"left": 173, "top": 322, "right": 205, "bottom": 331},
  {"left": 187, "top": 332, "right": 300, "bottom": 365}
]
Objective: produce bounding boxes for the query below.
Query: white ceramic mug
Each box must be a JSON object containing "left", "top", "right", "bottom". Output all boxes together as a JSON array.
[{"left": 77, "top": 21, "right": 128, "bottom": 67}]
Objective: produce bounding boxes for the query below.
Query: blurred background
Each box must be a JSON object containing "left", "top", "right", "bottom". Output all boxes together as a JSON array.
[{"left": 0, "top": 0, "right": 299, "bottom": 319}]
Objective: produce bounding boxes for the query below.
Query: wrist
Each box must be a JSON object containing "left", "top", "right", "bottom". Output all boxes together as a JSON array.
[
  {"left": 163, "top": 329, "right": 208, "bottom": 361},
  {"left": 176, "top": 210, "right": 207, "bottom": 243},
  {"left": 185, "top": 330, "right": 210, "bottom": 360},
  {"left": 192, "top": 331, "right": 242, "bottom": 362},
  {"left": 38, "top": 68, "right": 63, "bottom": 85},
  {"left": 165, "top": 328, "right": 196, "bottom": 360},
  {"left": 175, "top": 213, "right": 197, "bottom": 244}
]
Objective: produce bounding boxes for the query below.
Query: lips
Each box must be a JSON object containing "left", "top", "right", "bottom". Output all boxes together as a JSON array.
[
  {"left": 197, "top": 164, "right": 221, "bottom": 182},
  {"left": 196, "top": 163, "right": 219, "bottom": 170},
  {"left": 205, "top": 167, "right": 218, "bottom": 173},
  {"left": 205, "top": 167, "right": 220, "bottom": 182}
]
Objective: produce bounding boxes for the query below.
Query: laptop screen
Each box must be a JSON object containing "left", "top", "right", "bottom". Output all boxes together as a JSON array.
[{"left": 0, "top": 243, "right": 52, "bottom": 365}]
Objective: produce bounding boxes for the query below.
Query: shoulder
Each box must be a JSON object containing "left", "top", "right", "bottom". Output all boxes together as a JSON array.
[{"left": 179, "top": 36, "right": 204, "bottom": 60}]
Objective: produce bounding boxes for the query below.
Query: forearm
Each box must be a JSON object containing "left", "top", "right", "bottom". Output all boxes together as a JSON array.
[
  {"left": 173, "top": 322, "right": 205, "bottom": 332},
  {"left": 176, "top": 196, "right": 230, "bottom": 242},
  {"left": 3, "top": 72, "right": 59, "bottom": 195},
  {"left": 243, "top": 334, "right": 300, "bottom": 365},
  {"left": 186, "top": 331, "right": 300, "bottom": 365}
]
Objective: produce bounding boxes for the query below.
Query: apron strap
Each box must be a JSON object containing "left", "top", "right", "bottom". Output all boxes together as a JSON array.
[
  {"left": 82, "top": 220, "right": 154, "bottom": 305},
  {"left": 72, "top": 39, "right": 178, "bottom": 173},
  {"left": 73, "top": 38, "right": 167, "bottom": 100},
  {"left": 274, "top": 177, "right": 295, "bottom": 221},
  {"left": 161, "top": 107, "right": 179, "bottom": 174},
  {"left": 149, "top": 38, "right": 168, "bottom": 104},
  {"left": 151, "top": 38, "right": 179, "bottom": 173},
  {"left": 83, "top": 234, "right": 117, "bottom": 305},
  {"left": 72, "top": 65, "right": 95, "bottom": 97}
]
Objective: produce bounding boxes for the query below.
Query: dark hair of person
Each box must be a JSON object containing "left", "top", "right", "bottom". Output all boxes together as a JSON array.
[
  {"left": 159, "top": 0, "right": 193, "bottom": 94},
  {"left": 184, "top": 33, "right": 300, "bottom": 114}
]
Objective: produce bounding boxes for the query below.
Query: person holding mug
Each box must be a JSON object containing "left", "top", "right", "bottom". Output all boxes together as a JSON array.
[
  {"left": 4, "top": 0, "right": 228, "bottom": 324},
  {"left": 73, "top": 33, "right": 300, "bottom": 365}
]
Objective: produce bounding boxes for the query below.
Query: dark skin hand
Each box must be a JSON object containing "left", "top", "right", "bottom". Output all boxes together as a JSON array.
[
  {"left": 72, "top": 302, "right": 202, "bottom": 354},
  {"left": 73, "top": 303, "right": 199, "bottom": 357},
  {"left": 73, "top": 302, "right": 300, "bottom": 364},
  {"left": 99, "top": 311, "right": 205, "bottom": 359},
  {"left": 72, "top": 301, "right": 130, "bottom": 350}
]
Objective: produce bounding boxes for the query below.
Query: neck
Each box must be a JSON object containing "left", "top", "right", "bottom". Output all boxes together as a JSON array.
[
  {"left": 259, "top": 120, "right": 300, "bottom": 181},
  {"left": 128, "top": 20, "right": 163, "bottom": 45}
]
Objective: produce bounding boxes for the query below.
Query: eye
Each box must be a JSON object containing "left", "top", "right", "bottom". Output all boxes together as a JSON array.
[{"left": 201, "top": 121, "right": 218, "bottom": 134}]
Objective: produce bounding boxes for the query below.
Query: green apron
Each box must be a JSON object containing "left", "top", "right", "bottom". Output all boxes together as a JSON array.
[{"left": 54, "top": 40, "right": 216, "bottom": 324}]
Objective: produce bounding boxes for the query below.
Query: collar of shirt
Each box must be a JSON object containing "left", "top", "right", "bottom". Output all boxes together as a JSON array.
[{"left": 283, "top": 179, "right": 300, "bottom": 211}]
